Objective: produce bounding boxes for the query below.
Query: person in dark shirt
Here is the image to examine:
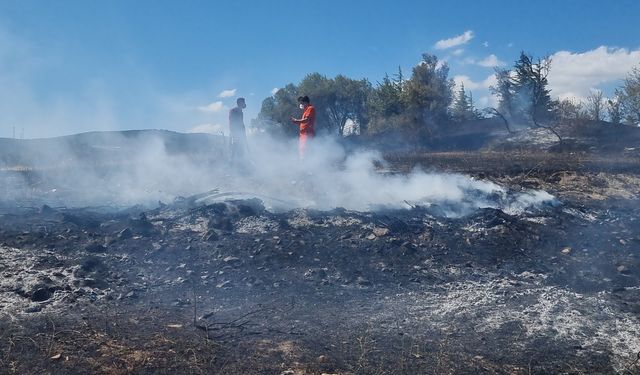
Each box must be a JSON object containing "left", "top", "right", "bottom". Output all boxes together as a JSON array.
[{"left": 229, "top": 97, "right": 248, "bottom": 162}]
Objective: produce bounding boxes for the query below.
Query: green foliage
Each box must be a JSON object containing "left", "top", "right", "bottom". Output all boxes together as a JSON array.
[
  {"left": 491, "top": 52, "right": 554, "bottom": 125},
  {"left": 327, "top": 75, "right": 373, "bottom": 135},
  {"left": 491, "top": 68, "right": 515, "bottom": 118},
  {"left": 451, "top": 84, "right": 482, "bottom": 122},
  {"left": 255, "top": 84, "right": 299, "bottom": 137},
  {"left": 257, "top": 73, "right": 372, "bottom": 136},
  {"left": 513, "top": 52, "right": 554, "bottom": 123},
  {"left": 403, "top": 54, "right": 454, "bottom": 128},
  {"left": 257, "top": 54, "right": 455, "bottom": 139}
]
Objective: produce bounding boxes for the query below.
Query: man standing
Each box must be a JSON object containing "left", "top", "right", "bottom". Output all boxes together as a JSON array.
[
  {"left": 290, "top": 96, "right": 316, "bottom": 161},
  {"left": 229, "top": 97, "right": 248, "bottom": 163}
]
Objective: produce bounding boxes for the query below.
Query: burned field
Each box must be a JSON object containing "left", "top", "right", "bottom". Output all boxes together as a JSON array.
[{"left": 1, "top": 148, "right": 640, "bottom": 374}]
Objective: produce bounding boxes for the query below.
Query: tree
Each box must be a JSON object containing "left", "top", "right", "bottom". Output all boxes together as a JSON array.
[
  {"left": 402, "top": 54, "right": 454, "bottom": 133},
  {"left": 556, "top": 98, "right": 586, "bottom": 121},
  {"left": 492, "top": 53, "right": 554, "bottom": 124},
  {"left": 258, "top": 53, "right": 455, "bottom": 140},
  {"left": 485, "top": 107, "right": 513, "bottom": 133},
  {"left": 489, "top": 52, "right": 561, "bottom": 142},
  {"left": 393, "top": 66, "right": 404, "bottom": 88},
  {"left": 585, "top": 90, "right": 605, "bottom": 121},
  {"left": 366, "top": 73, "right": 409, "bottom": 134},
  {"left": 327, "top": 75, "right": 373, "bottom": 135},
  {"left": 451, "top": 84, "right": 481, "bottom": 122},
  {"left": 257, "top": 73, "right": 373, "bottom": 137},
  {"left": 512, "top": 52, "right": 554, "bottom": 125},
  {"left": 257, "top": 84, "right": 300, "bottom": 137},
  {"left": 607, "top": 95, "right": 622, "bottom": 125},
  {"left": 491, "top": 68, "right": 516, "bottom": 121},
  {"left": 618, "top": 65, "right": 640, "bottom": 125}
]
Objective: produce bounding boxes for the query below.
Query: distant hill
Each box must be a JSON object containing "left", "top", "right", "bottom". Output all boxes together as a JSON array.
[
  {"left": 354, "top": 118, "right": 640, "bottom": 154},
  {"left": 0, "top": 130, "right": 227, "bottom": 169}
]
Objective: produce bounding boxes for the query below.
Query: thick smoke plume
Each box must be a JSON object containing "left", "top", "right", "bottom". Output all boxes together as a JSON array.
[{"left": 1, "top": 131, "right": 555, "bottom": 216}]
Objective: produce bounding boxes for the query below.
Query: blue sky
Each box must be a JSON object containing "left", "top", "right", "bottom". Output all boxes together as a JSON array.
[{"left": 0, "top": 0, "right": 639, "bottom": 138}]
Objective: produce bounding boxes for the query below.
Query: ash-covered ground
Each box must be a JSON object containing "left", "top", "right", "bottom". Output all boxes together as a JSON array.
[{"left": 1, "top": 132, "right": 640, "bottom": 374}]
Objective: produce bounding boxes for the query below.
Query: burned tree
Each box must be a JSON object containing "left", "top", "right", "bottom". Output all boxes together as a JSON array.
[
  {"left": 607, "top": 95, "right": 623, "bottom": 125},
  {"left": 488, "top": 68, "right": 517, "bottom": 133},
  {"left": 618, "top": 65, "right": 640, "bottom": 125},
  {"left": 585, "top": 90, "right": 605, "bottom": 121},
  {"left": 485, "top": 107, "right": 513, "bottom": 134},
  {"left": 491, "top": 52, "right": 562, "bottom": 143}
]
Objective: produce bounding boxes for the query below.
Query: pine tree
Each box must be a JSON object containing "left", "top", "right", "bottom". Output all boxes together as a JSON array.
[
  {"left": 451, "top": 84, "right": 481, "bottom": 122},
  {"left": 393, "top": 66, "right": 404, "bottom": 90},
  {"left": 491, "top": 68, "right": 515, "bottom": 119},
  {"left": 451, "top": 84, "right": 471, "bottom": 122},
  {"left": 511, "top": 52, "right": 553, "bottom": 123}
]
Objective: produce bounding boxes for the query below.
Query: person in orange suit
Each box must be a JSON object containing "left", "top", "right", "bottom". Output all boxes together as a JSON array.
[{"left": 290, "top": 96, "right": 316, "bottom": 161}]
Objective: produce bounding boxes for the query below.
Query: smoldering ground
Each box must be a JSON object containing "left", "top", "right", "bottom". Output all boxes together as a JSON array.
[
  {"left": 0, "top": 130, "right": 555, "bottom": 216},
  {"left": 1, "top": 131, "right": 640, "bottom": 374}
]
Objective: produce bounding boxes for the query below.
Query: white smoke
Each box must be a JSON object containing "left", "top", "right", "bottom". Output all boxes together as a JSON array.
[
  {"left": 0, "top": 132, "right": 556, "bottom": 216},
  {"left": 205, "top": 135, "right": 556, "bottom": 216}
]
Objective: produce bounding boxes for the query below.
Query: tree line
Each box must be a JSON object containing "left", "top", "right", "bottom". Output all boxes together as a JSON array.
[{"left": 254, "top": 52, "right": 640, "bottom": 140}]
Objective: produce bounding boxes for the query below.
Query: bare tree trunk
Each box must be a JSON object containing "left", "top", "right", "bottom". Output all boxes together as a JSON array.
[
  {"left": 531, "top": 114, "right": 563, "bottom": 145},
  {"left": 488, "top": 108, "right": 513, "bottom": 134}
]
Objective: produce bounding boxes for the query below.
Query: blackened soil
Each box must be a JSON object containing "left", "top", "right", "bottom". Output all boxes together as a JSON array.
[{"left": 1, "top": 172, "right": 639, "bottom": 374}]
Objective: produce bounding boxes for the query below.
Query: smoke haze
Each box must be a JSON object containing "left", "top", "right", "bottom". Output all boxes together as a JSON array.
[{"left": 0, "top": 131, "right": 556, "bottom": 216}]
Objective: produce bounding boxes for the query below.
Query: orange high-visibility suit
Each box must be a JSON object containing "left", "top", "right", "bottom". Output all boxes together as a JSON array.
[{"left": 292, "top": 105, "right": 316, "bottom": 160}]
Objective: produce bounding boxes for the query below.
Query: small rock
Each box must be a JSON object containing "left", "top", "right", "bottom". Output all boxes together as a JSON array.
[
  {"left": 31, "top": 288, "right": 52, "bottom": 302},
  {"left": 203, "top": 230, "right": 219, "bottom": 242},
  {"left": 366, "top": 233, "right": 377, "bottom": 240},
  {"left": 80, "top": 278, "right": 98, "bottom": 287},
  {"left": 401, "top": 241, "right": 416, "bottom": 251},
  {"left": 209, "top": 216, "right": 232, "bottom": 231},
  {"left": 373, "top": 227, "right": 390, "bottom": 237},
  {"left": 356, "top": 276, "right": 371, "bottom": 286},
  {"left": 223, "top": 256, "right": 240, "bottom": 264},
  {"left": 617, "top": 265, "right": 629, "bottom": 274},
  {"left": 118, "top": 228, "right": 133, "bottom": 240},
  {"left": 24, "top": 305, "right": 42, "bottom": 313},
  {"left": 561, "top": 247, "right": 572, "bottom": 254},
  {"left": 125, "top": 291, "right": 136, "bottom": 299},
  {"left": 39, "top": 205, "right": 56, "bottom": 215},
  {"left": 85, "top": 243, "right": 106, "bottom": 253},
  {"left": 216, "top": 280, "right": 231, "bottom": 288}
]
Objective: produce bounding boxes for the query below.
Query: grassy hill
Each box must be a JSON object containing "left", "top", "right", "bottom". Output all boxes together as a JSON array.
[{"left": 0, "top": 130, "right": 227, "bottom": 169}]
